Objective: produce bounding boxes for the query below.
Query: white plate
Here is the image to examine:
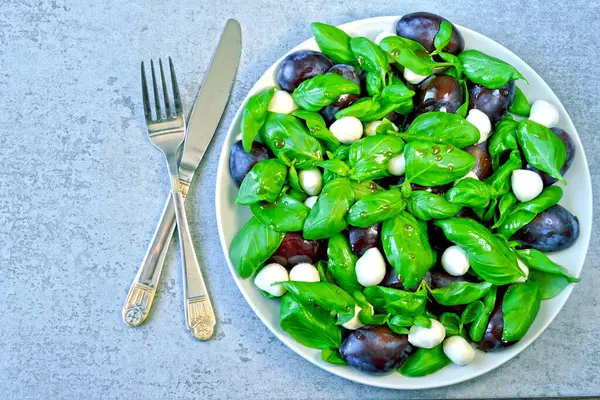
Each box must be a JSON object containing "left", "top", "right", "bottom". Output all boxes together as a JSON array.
[{"left": 215, "top": 16, "right": 592, "bottom": 389}]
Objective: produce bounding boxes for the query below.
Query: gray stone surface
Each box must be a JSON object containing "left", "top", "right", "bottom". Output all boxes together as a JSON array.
[{"left": 0, "top": 0, "right": 598, "bottom": 398}]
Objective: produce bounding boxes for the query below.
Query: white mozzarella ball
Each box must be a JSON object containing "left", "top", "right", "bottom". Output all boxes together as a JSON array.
[
  {"left": 443, "top": 336, "right": 476, "bottom": 365},
  {"left": 330, "top": 116, "right": 363, "bottom": 144},
  {"left": 355, "top": 247, "right": 386, "bottom": 287},
  {"left": 516, "top": 259, "right": 530, "bottom": 283},
  {"left": 342, "top": 304, "right": 374, "bottom": 330},
  {"left": 466, "top": 109, "right": 492, "bottom": 143},
  {"left": 511, "top": 169, "right": 544, "bottom": 202},
  {"left": 441, "top": 245, "right": 470, "bottom": 276},
  {"left": 408, "top": 319, "right": 446, "bottom": 349},
  {"left": 267, "top": 90, "right": 298, "bottom": 114},
  {"left": 374, "top": 31, "right": 396, "bottom": 45},
  {"left": 387, "top": 153, "right": 406, "bottom": 176},
  {"left": 304, "top": 196, "right": 318, "bottom": 209},
  {"left": 289, "top": 262, "right": 320, "bottom": 282},
  {"left": 299, "top": 168, "right": 323, "bottom": 196},
  {"left": 365, "top": 120, "right": 399, "bottom": 136},
  {"left": 403, "top": 68, "right": 429, "bottom": 85},
  {"left": 234, "top": 132, "right": 243, "bottom": 142},
  {"left": 529, "top": 100, "right": 559, "bottom": 128},
  {"left": 254, "top": 263, "right": 289, "bottom": 297}
]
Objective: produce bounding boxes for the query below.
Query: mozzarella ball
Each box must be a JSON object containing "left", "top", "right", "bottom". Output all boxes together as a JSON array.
[
  {"left": 289, "top": 262, "right": 320, "bottom": 282},
  {"left": 403, "top": 68, "right": 429, "bottom": 85},
  {"left": 267, "top": 90, "right": 298, "bottom": 114},
  {"left": 529, "top": 100, "right": 559, "bottom": 128},
  {"left": 304, "top": 196, "right": 318, "bottom": 209},
  {"left": 511, "top": 169, "right": 544, "bottom": 202},
  {"left": 387, "top": 153, "right": 406, "bottom": 176},
  {"left": 355, "top": 247, "right": 386, "bottom": 287},
  {"left": 234, "top": 132, "right": 243, "bottom": 142},
  {"left": 299, "top": 168, "right": 323, "bottom": 196},
  {"left": 365, "top": 120, "right": 399, "bottom": 136},
  {"left": 516, "top": 259, "right": 530, "bottom": 283},
  {"left": 443, "top": 336, "right": 476, "bottom": 366},
  {"left": 466, "top": 109, "right": 492, "bottom": 143},
  {"left": 408, "top": 319, "right": 446, "bottom": 349},
  {"left": 342, "top": 304, "right": 374, "bottom": 330},
  {"left": 254, "top": 263, "right": 289, "bottom": 297},
  {"left": 441, "top": 245, "right": 470, "bottom": 276},
  {"left": 330, "top": 116, "right": 363, "bottom": 144},
  {"left": 374, "top": 31, "right": 396, "bottom": 45}
]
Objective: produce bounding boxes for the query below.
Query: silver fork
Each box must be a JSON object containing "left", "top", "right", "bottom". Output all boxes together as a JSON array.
[{"left": 140, "top": 58, "right": 215, "bottom": 340}]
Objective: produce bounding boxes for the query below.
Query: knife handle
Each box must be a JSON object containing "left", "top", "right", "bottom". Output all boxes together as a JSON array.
[{"left": 122, "top": 191, "right": 177, "bottom": 326}]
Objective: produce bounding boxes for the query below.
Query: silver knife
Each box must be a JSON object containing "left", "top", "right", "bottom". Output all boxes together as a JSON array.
[{"left": 123, "top": 19, "right": 242, "bottom": 330}]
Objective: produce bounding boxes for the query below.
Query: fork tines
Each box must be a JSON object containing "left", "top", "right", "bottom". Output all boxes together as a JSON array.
[{"left": 141, "top": 57, "right": 183, "bottom": 123}]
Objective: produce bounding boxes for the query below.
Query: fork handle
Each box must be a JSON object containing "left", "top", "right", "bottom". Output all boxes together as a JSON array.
[{"left": 170, "top": 177, "right": 215, "bottom": 341}]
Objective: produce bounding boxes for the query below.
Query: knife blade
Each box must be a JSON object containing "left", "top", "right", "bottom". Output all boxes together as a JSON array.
[{"left": 179, "top": 19, "right": 242, "bottom": 186}]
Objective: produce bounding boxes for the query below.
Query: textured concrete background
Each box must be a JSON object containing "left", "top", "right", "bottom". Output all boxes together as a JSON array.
[{"left": 0, "top": 0, "right": 598, "bottom": 398}]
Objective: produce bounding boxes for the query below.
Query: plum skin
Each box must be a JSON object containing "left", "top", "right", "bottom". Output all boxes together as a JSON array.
[
  {"left": 478, "top": 287, "right": 515, "bottom": 351},
  {"left": 269, "top": 231, "right": 325, "bottom": 268},
  {"left": 276, "top": 50, "right": 334, "bottom": 93},
  {"left": 414, "top": 75, "right": 464, "bottom": 114},
  {"left": 320, "top": 64, "right": 362, "bottom": 125},
  {"left": 396, "top": 12, "right": 465, "bottom": 55},
  {"left": 464, "top": 142, "right": 493, "bottom": 180},
  {"left": 229, "top": 140, "right": 272, "bottom": 187},
  {"left": 468, "top": 81, "right": 516, "bottom": 123},
  {"left": 339, "top": 325, "right": 413, "bottom": 374},
  {"left": 348, "top": 224, "right": 382, "bottom": 256},
  {"left": 512, "top": 204, "right": 580, "bottom": 252},
  {"left": 526, "top": 128, "right": 576, "bottom": 186}
]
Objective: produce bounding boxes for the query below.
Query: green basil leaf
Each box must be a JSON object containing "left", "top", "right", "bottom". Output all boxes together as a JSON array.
[
  {"left": 321, "top": 347, "right": 347, "bottom": 365},
  {"left": 496, "top": 210, "right": 537, "bottom": 238},
  {"left": 241, "top": 87, "right": 276, "bottom": 152},
  {"left": 375, "top": 118, "right": 397, "bottom": 135},
  {"left": 347, "top": 189, "right": 406, "bottom": 228},
  {"left": 229, "top": 217, "right": 285, "bottom": 278},
  {"left": 316, "top": 260, "right": 336, "bottom": 284},
  {"left": 473, "top": 197, "right": 498, "bottom": 223},
  {"left": 399, "top": 345, "right": 451, "bottom": 377},
  {"left": 407, "top": 191, "right": 462, "bottom": 221},
  {"left": 304, "top": 178, "right": 355, "bottom": 239},
  {"left": 388, "top": 325, "right": 410, "bottom": 335},
  {"left": 382, "top": 212, "right": 436, "bottom": 289},
  {"left": 288, "top": 164, "right": 304, "bottom": 193},
  {"left": 468, "top": 286, "right": 496, "bottom": 342},
  {"left": 461, "top": 300, "right": 485, "bottom": 325},
  {"left": 433, "top": 21, "right": 453, "bottom": 52},
  {"left": 350, "top": 36, "right": 389, "bottom": 76},
  {"left": 511, "top": 185, "right": 563, "bottom": 214},
  {"left": 439, "top": 52, "right": 463, "bottom": 78},
  {"left": 292, "top": 74, "right": 361, "bottom": 112},
  {"left": 445, "top": 178, "right": 492, "bottom": 208},
  {"left": 382, "top": 83, "right": 415, "bottom": 104},
  {"left": 492, "top": 192, "right": 518, "bottom": 229},
  {"left": 456, "top": 79, "right": 469, "bottom": 118},
  {"left": 517, "top": 120, "right": 567, "bottom": 184},
  {"left": 440, "top": 312, "right": 461, "bottom": 327},
  {"left": 364, "top": 286, "right": 428, "bottom": 317},
  {"left": 516, "top": 249, "right": 580, "bottom": 283},
  {"left": 236, "top": 159, "right": 288, "bottom": 205},
  {"left": 280, "top": 293, "right": 342, "bottom": 349},
  {"left": 414, "top": 315, "right": 432, "bottom": 328},
  {"left": 459, "top": 49, "right": 527, "bottom": 89},
  {"left": 366, "top": 71, "right": 385, "bottom": 96},
  {"left": 484, "top": 149, "right": 521, "bottom": 198},
  {"left": 358, "top": 304, "right": 388, "bottom": 325},
  {"left": 402, "top": 112, "right": 479, "bottom": 148},
  {"left": 250, "top": 194, "right": 310, "bottom": 232},
  {"left": 388, "top": 314, "right": 415, "bottom": 330},
  {"left": 529, "top": 269, "right": 574, "bottom": 300},
  {"left": 332, "top": 144, "right": 350, "bottom": 160},
  {"left": 327, "top": 233, "right": 362, "bottom": 294},
  {"left": 509, "top": 86, "right": 531, "bottom": 116},
  {"left": 434, "top": 218, "right": 525, "bottom": 284},
  {"left": 351, "top": 180, "right": 383, "bottom": 200},
  {"left": 317, "top": 159, "right": 350, "bottom": 176},
  {"left": 380, "top": 36, "right": 441, "bottom": 76},
  {"left": 502, "top": 281, "right": 541, "bottom": 341},
  {"left": 335, "top": 97, "right": 380, "bottom": 120},
  {"left": 430, "top": 281, "right": 492, "bottom": 306},
  {"left": 348, "top": 134, "right": 405, "bottom": 181},
  {"left": 310, "top": 22, "right": 354, "bottom": 64},
  {"left": 280, "top": 281, "right": 356, "bottom": 321},
  {"left": 405, "top": 141, "right": 476, "bottom": 186},
  {"left": 489, "top": 115, "right": 519, "bottom": 170},
  {"left": 292, "top": 110, "right": 340, "bottom": 151}
]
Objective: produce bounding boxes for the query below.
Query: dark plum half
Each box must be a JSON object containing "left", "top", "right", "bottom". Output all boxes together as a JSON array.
[
  {"left": 512, "top": 204, "right": 580, "bottom": 252},
  {"left": 414, "top": 75, "right": 464, "bottom": 113},
  {"left": 320, "top": 64, "right": 362, "bottom": 125},
  {"left": 269, "top": 231, "right": 325, "bottom": 268},
  {"left": 478, "top": 287, "right": 516, "bottom": 351},
  {"left": 396, "top": 12, "right": 464, "bottom": 55},
  {"left": 468, "top": 81, "right": 516, "bottom": 124},
  {"left": 276, "top": 50, "right": 334, "bottom": 93},
  {"left": 349, "top": 224, "right": 382, "bottom": 256},
  {"left": 464, "top": 142, "right": 493, "bottom": 180},
  {"left": 229, "top": 140, "right": 272, "bottom": 187}
]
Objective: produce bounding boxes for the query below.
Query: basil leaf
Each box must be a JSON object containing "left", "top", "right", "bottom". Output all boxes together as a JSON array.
[
  {"left": 433, "top": 21, "right": 453, "bottom": 52},
  {"left": 351, "top": 180, "right": 383, "bottom": 200},
  {"left": 335, "top": 97, "right": 380, "bottom": 120},
  {"left": 405, "top": 141, "right": 476, "bottom": 186},
  {"left": 402, "top": 112, "right": 479, "bottom": 148},
  {"left": 288, "top": 164, "right": 304, "bottom": 193},
  {"left": 517, "top": 120, "right": 567, "bottom": 184},
  {"left": 347, "top": 189, "right": 406, "bottom": 228},
  {"left": 516, "top": 249, "right": 580, "bottom": 283},
  {"left": 388, "top": 314, "right": 415, "bottom": 332},
  {"left": 304, "top": 178, "right": 355, "bottom": 239},
  {"left": 375, "top": 118, "right": 397, "bottom": 135},
  {"left": 459, "top": 49, "right": 527, "bottom": 89},
  {"left": 358, "top": 304, "right": 388, "bottom": 325},
  {"left": 332, "top": 144, "right": 350, "bottom": 160},
  {"left": 496, "top": 210, "right": 536, "bottom": 238},
  {"left": 327, "top": 233, "right": 362, "bottom": 294},
  {"left": 407, "top": 191, "right": 462, "bottom": 221},
  {"left": 440, "top": 52, "right": 463, "bottom": 78},
  {"left": 509, "top": 86, "right": 531, "bottom": 116},
  {"left": 414, "top": 315, "right": 432, "bottom": 328},
  {"left": 364, "top": 286, "right": 428, "bottom": 316},
  {"left": 399, "top": 345, "right": 451, "bottom": 377},
  {"left": 445, "top": 178, "right": 492, "bottom": 208},
  {"left": 380, "top": 36, "right": 441, "bottom": 76},
  {"left": 236, "top": 159, "right": 287, "bottom": 205},
  {"left": 292, "top": 110, "right": 340, "bottom": 151},
  {"left": 310, "top": 22, "right": 354, "bottom": 64},
  {"left": 317, "top": 159, "right": 350, "bottom": 176},
  {"left": 492, "top": 192, "right": 518, "bottom": 229},
  {"left": 229, "top": 217, "right": 285, "bottom": 278},
  {"left": 366, "top": 71, "right": 384, "bottom": 97},
  {"left": 382, "top": 212, "right": 436, "bottom": 289},
  {"left": 348, "top": 134, "right": 405, "bottom": 181},
  {"left": 241, "top": 87, "right": 276, "bottom": 152},
  {"left": 456, "top": 79, "right": 469, "bottom": 118},
  {"left": 316, "top": 260, "right": 336, "bottom": 284},
  {"left": 502, "top": 281, "right": 541, "bottom": 341},
  {"left": 434, "top": 218, "right": 525, "bottom": 284},
  {"left": 280, "top": 281, "right": 356, "bottom": 323},
  {"left": 484, "top": 149, "right": 521, "bottom": 198},
  {"left": 473, "top": 197, "right": 498, "bottom": 223},
  {"left": 260, "top": 113, "right": 324, "bottom": 168},
  {"left": 321, "top": 347, "right": 347, "bottom": 365},
  {"left": 388, "top": 325, "right": 410, "bottom": 335},
  {"left": 382, "top": 83, "right": 415, "bottom": 104},
  {"left": 461, "top": 300, "right": 484, "bottom": 325},
  {"left": 280, "top": 293, "right": 342, "bottom": 349},
  {"left": 469, "top": 286, "right": 497, "bottom": 342},
  {"left": 489, "top": 115, "right": 519, "bottom": 169},
  {"left": 529, "top": 269, "right": 574, "bottom": 300},
  {"left": 440, "top": 312, "right": 461, "bottom": 336},
  {"left": 430, "top": 281, "right": 492, "bottom": 306},
  {"left": 350, "top": 37, "right": 389, "bottom": 76},
  {"left": 250, "top": 194, "right": 310, "bottom": 232},
  {"left": 292, "top": 74, "right": 361, "bottom": 112},
  {"left": 512, "top": 185, "right": 563, "bottom": 215}
]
